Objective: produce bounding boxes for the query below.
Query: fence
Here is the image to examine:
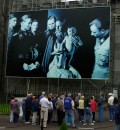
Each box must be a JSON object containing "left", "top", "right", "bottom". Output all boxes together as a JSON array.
[
  {"left": 0, "top": 92, "right": 10, "bottom": 114},
  {"left": 0, "top": 103, "right": 10, "bottom": 114}
]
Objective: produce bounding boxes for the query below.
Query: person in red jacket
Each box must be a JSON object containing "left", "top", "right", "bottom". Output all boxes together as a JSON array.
[{"left": 90, "top": 96, "right": 97, "bottom": 123}]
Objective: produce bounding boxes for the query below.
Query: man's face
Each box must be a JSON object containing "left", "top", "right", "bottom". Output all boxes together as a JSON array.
[
  {"left": 31, "top": 21, "right": 38, "bottom": 32},
  {"left": 23, "top": 18, "right": 32, "bottom": 31},
  {"left": 90, "top": 24, "right": 102, "bottom": 38},
  {"left": 9, "top": 17, "right": 17, "bottom": 28},
  {"left": 48, "top": 18, "right": 56, "bottom": 30},
  {"left": 56, "top": 21, "right": 63, "bottom": 32}
]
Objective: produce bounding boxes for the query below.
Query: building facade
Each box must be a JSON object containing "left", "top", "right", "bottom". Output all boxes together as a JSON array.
[{"left": 0, "top": 0, "right": 120, "bottom": 100}]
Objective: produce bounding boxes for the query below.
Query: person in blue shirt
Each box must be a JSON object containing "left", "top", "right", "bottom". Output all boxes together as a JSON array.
[
  {"left": 64, "top": 93, "right": 76, "bottom": 128},
  {"left": 97, "top": 92, "right": 104, "bottom": 122}
]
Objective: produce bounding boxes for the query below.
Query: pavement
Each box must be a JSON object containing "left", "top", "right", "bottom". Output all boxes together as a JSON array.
[{"left": 0, "top": 110, "right": 115, "bottom": 130}]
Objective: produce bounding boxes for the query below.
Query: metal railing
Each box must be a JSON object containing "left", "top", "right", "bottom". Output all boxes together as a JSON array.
[{"left": 11, "top": 0, "right": 109, "bottom": 12}]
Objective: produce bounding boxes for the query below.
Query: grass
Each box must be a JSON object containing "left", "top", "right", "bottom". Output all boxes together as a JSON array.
[{"left": 0, "top": 103, "right": 10, "bottom": 114}]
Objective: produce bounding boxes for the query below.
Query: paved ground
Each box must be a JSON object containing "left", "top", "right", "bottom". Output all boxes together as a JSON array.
[{"left": 0, "top": 110, "right": 115, "bottom": 130}]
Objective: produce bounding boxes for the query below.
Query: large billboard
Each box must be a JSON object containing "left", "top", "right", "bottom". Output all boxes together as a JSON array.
[{"left": 6, "top": 7, "right": 110, "bottom": 79}]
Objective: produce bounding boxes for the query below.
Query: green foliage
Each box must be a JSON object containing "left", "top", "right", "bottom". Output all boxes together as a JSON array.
[
  {"left": 0, "top": 103, "right": 10, "bottom": 114},
  {"left": 59, "top": 122, "right": 68, "bottom": 130}
]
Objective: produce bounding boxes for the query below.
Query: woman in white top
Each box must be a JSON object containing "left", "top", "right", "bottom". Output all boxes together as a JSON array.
[{"left": 78, "top": 95, "right": 84, "bottom": 122}]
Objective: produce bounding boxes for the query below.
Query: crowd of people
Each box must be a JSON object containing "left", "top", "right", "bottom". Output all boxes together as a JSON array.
[{"left": 9, "top": 92, "right": 120, "bottom": 130}]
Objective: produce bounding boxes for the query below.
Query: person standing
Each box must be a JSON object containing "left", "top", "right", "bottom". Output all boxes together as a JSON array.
[
  {"left": 90, "top": 96, "right": 97, "bottom": 123},
  {"left": 56, "top": 96, "right": 65, "bottom": 126},
  {"left": 25, "top": 94, "right": 32, "bottom": 124},
  {"left": 89, "top": 18, "right": 110, "bottom": 79},
  {"left": 114, "top": 97, "right": 120, "bottom": 130},
  {"left": 10, "top": 96, "right": 15, "bottom": 123},
  {"left": 83, "top": 95, "right": 94, "bottom": 126},
  {"left": 31, "top": 96, "right": 39, "bottom": 125},
  {"left": 47, "top": 97, "right": 53, "bottom": 124},
  {"left": 108, "top": 93, "right": 115, "bottom": 121},
  {"left": 97, "top": 92, "right": 104, "bottom": 122},
  {"left": 78, "top": 95, "right": 84, "bottom": 123},
  {"left": 12, "top": 99, "right": 20, "bottom": 124},
  {"left": 64, "top": 93, "right": 76, "bottom": 128},
  {"left": 40, "top": 93, "right": 50, "bottom": 128}
]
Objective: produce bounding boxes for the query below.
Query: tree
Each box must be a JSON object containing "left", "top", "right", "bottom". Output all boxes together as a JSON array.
[{"left": 59, "top": 122, "right": 68, "bottom": 130}]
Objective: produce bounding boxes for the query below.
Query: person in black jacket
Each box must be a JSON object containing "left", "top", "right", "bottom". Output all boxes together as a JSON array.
[
  {"left": 25, "top": 94, "right": 32, "bottom": 123},
  {"left": 114, "top": 97, "right": 120, "bottom": 130}
]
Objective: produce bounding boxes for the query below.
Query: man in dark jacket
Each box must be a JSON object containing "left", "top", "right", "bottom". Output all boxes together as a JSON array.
[
  {"left": 25, "top": 94, "right": 32, "bottom": 123},
  {"left": 31, "top": 96, "right": 39, "bottom": 125},
  {"left": 114, "top": 97, "right": 120, "bottom": 130}
]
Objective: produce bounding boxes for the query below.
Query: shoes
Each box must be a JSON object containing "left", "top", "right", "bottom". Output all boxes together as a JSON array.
[
  {"left": 83, "top": 123, "right": 87, "bottom": 125},
  {"left": 109, "top": 120, "right": 112, "bottom": 122},
  {"left": 93, "top": 121, "right": 95, "bottom": 123},
  {"left": 89, "top": 123, "right": 94, "bottom": 125},
  {"left": 72, "top": 126, "right": 77, "bottom": 129},
  {"left": 67, "top": 123, "right": 71, "bottom": 126},
  {"left": 80, "top": 120, "right": 84, "bottom": 123},
  {"left": 25, "top": 121, "right": 30, "bottom": 124}
]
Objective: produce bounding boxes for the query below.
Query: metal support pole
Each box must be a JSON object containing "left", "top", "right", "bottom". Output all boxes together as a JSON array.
[
  {"left": 80, "top": 79, "right": 82, "bottom": 92},
  {"left": 48, "top": 79, "right": 50, "bottom": 94},
  {"left": 57, "top": 78, "right": 60, "bottom": 95},
  {"left": 27, "top": 78, "right": 30, "bottom": 95}
]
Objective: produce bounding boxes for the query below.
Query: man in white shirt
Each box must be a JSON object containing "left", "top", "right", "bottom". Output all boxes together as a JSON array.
[
  {"left": 40, "top": 94, "right": 50, "bottom": 128},
  {"left": 108, "top": 93, "right": 115, "bottom": 121}
]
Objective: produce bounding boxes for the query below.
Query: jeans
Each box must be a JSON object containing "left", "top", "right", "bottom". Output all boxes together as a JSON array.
[
  {"left": 22, "top": 110, "right": 25, "bottom": 121},
  {"left": 98, "top": 105, "right": 104, "bottom": 122},
  {"left": 32, "top": 112, "right": 37, "bottom": 124},
  {"left": 65, "top": 109, "right": 75, "bottom": 127},
  {"left": 109, "top": 105, "right": 115, "bottom": 120},
  {"left": 83, "top": 107, "right": 93, "bottom": 124},
  {"left": 13, "top": 113, "right": 19, "bottom": 123}
]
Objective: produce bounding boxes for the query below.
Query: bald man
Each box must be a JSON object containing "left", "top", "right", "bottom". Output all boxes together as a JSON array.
[{"left": 89, "top": 18, "right": 110, "bottom": 79}]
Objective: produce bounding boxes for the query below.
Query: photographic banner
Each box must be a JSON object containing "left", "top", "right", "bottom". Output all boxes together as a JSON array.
[{"left": 6, "top": 7, "right": 110, "bottom": 79}]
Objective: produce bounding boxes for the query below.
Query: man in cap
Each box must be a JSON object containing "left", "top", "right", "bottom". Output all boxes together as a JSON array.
[{"left": 108, "top": 93, "right": 115, "bottom": 121}]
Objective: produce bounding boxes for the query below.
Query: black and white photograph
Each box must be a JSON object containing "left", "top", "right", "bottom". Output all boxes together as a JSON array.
[{"left": 6, "top": 7, "right": 110, "bottom": 79}]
